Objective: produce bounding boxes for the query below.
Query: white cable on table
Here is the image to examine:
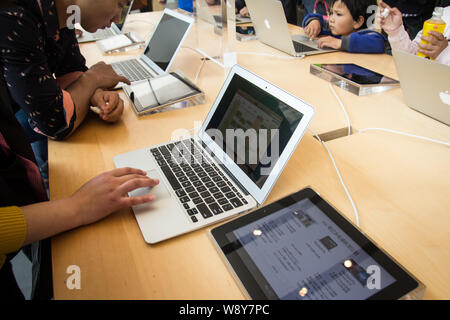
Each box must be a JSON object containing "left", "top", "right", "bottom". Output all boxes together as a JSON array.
[
  {"left": 329, "top": 83, "right": 351, "bottom": 136},
  {"left": 237, "top": 51, "right": 300, "bottom": 60},
  {"left": 358, "top": 128, "right": 450, "bottom": 147},
  {"left": 194, "top": 58, "right": 207, "bottom": 84},
  {"left": 308, "top": 128, "right": 361, "bottom": 227}
]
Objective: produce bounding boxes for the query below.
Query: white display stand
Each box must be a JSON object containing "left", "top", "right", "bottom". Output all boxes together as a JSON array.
[{"left": 193, "top": 0, "right": 237, "bottom": 77}]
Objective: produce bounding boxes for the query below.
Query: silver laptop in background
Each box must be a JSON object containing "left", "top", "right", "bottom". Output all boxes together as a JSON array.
[
  {"left": 114, "top": 65, "right": 315, "bottom": 244},
  {"left": 393, "top": 50, "right": 450, "bottom": 126},
  {"left": 110, "top": 9, "right": 195, "bottom": 88},
  {"left": 196, "top": 0, "right": 252, "bottom": 25},
  {"left": 77, "top": 0, "right": 135, "bottom": 43},
  {"left": 245, "top": 0, "right": 336, "bottom": 57}
]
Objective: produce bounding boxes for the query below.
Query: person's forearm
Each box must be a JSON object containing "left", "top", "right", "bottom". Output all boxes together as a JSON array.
[
  {"left": 388, "top": 26, "right": 419, "bottom": 54},
  {"left": 20, "top": 198, "right": 82, "bottom": 246},
  {"left": 65, "top": 71, "right": 100, "bottom": 135}
]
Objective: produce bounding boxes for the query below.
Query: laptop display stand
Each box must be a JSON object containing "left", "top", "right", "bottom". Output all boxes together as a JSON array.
[
  {"left": 194, "top": 0, "right": 237, "bottom": 75},
  {"left": 310, "top": 64, "right": 399, "bottom": 96}
]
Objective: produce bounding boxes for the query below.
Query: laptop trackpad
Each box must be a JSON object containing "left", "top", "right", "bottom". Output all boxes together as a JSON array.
[{"left": 129, "top": 170, "right": 171, "bottom": 201}]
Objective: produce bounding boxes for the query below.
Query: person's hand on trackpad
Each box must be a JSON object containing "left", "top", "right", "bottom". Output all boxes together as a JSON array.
[{"left": 129, "top": 170, "right": 170, "bottom": 201}]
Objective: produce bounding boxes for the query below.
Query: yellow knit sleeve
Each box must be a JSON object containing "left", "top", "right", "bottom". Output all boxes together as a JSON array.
[{"left": 0, "top": 206, "right": 27, "bottom": 260}]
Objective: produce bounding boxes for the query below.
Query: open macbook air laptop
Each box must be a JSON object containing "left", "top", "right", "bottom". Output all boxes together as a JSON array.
[
  {"left": 110, "top": 9, "right": 194, "bottom": 88},
  {"left": 77, "top": 0, "right": 134, "bottom": 43},
  {"left": 393, "top": 50, "right": 450, "bottom": 126},
  {"left": 196, "top": 0, "right": 252, "bottom": 25},
  {"left": 114, "top": 65, "right": 315, "bottom": 244},
  {"left": 245, "top": 0, "right": 336, "bottom": 57}
]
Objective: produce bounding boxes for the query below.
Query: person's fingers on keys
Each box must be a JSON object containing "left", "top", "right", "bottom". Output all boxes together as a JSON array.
[{"left": 117, "top": 75, "right": 131, "bottom": 85}]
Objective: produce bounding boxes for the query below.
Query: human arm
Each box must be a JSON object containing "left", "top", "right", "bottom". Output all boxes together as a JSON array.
[
  {"left": 379, "top": 0, "right": 420, "bottom": 54},
  {"left": 340, "top": 31, "right": 387, "bottom": 53},
  {"left": 52, "top": 29, "right": 129, "bottom": 130},
  {"left": 89, "top": 89, "right": 124, "bottom": 123},
  {"left": 0, "top": 13, "right": 129, "bottom": 140},
  {"left": 65, "top": 63, "right": 129, "bottom": 128},
  {"left": 20, "top": 167, "right": 159, "bottom": 246},
  {"left": 317, "top": 36, "right": 342, "bottom": 49},
  {"left": 418, "top": 31, "right": 449, "bottom": 60},
  {"left": 302, "top": 13, "right": 330, "bottom": 39}
]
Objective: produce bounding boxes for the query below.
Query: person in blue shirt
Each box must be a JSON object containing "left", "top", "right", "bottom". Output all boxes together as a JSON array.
[
  {"left": 303, "top": 0, "right": 386, "bottom": 53},
  {"left": 383, "top": 0, "right": 437, "bottom": 39}
]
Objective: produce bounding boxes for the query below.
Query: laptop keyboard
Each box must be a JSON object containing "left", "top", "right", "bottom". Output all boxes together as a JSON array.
[
  {"left": 150, "top": 139, "right": 248, "bottom": 224},
  {"left": 293, "top": 41, "right": 318, "bottom": 53},
  {"left": 111, "top": 59, "right": 155, "bottom": 83}
]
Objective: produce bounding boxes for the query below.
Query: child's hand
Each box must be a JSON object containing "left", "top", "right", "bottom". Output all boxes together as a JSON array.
[
  {"left": 379, "top": 1, "right": 403, "bottom": 33},
  {"left": 304, "top": 20, "right": 321, "bottom": 40},
  {"left": 317, "top": 36, "right": 342, "bottom": 50},
  {"left": 419, "top": 31, "right": 449, "bottom": 60}
]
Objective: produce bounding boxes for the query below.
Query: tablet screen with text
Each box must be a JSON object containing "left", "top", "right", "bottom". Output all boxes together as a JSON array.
[{"left": 211, "top": 188, "right": 421, "bottom": 300}]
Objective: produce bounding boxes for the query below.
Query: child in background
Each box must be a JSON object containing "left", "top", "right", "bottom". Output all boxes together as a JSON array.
[
  {"left": 303, "top": 0, "right": 386, "bottom": 53},
  {"left": 383, "top": 0, "right": 437, "bottom": 39},
  {"left": 380, "top": 1, "right": 449, "bottom": 65}
]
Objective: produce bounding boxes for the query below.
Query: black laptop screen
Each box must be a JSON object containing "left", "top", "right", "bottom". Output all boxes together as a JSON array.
[
  {"left": 205, "top": 74, "right": 304, "bottom": 188},
  {"left": 143, "top": 13, "right": 190, "bottom": 71}
]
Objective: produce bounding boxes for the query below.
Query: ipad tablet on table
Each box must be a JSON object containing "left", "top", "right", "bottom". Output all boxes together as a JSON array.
[
  {"left": 210, "top": 188, "right": 425, "bottom": 300},
  {"left": 310, "top": 63, "right": 400, "bottom": 96}
]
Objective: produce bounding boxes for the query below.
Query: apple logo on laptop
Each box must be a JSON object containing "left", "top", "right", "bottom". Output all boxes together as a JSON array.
[
  {"left": 264, "top": 19, "right": 271, "bottom": 29},
  {"left": 440, "top": 91, "right": 450, "bottom": 106}
]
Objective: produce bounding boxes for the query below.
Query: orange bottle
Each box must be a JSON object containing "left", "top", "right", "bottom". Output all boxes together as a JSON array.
[{"left": 418, "top": 7, "right": 446, "bottom": 60}]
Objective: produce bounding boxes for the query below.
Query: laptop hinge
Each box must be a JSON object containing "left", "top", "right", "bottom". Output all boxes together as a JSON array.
[{"left": 201, "top": 140, "right": 250, "bottom": 197}]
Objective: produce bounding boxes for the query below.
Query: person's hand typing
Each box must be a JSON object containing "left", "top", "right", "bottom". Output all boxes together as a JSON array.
[
  {"left": 317, "top": 36, "right": 342, "bottom": 49},
  {"left": 87, "top": 62, "right": 131, "bottom": 90},
  {"left": 419, "top": 31, "right": 449, "bottom": 60},
  {"left": 304, "top": 20, "right": 321, "bottom": 40},
  {"left": 71, "top": 167, "right": 160, "bottom": 226},
  {"left": 90, "top": 89, "right": 124, "bottom": 123}
]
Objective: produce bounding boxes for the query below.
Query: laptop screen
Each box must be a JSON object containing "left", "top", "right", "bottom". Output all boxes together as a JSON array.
[
  {"left": 116, "top": 0, "right": 132, "bottom": 31},
  {"left": 205, "top": 74, "right": 304, "bottom": 189},
  {"left": 143, "top": 12, "right": 191, "bottom": 71}
]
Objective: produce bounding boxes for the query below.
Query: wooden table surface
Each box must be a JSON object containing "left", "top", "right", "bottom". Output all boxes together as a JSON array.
[{"left": 50, "top": 11, "right": 450, "bottom": 299}]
